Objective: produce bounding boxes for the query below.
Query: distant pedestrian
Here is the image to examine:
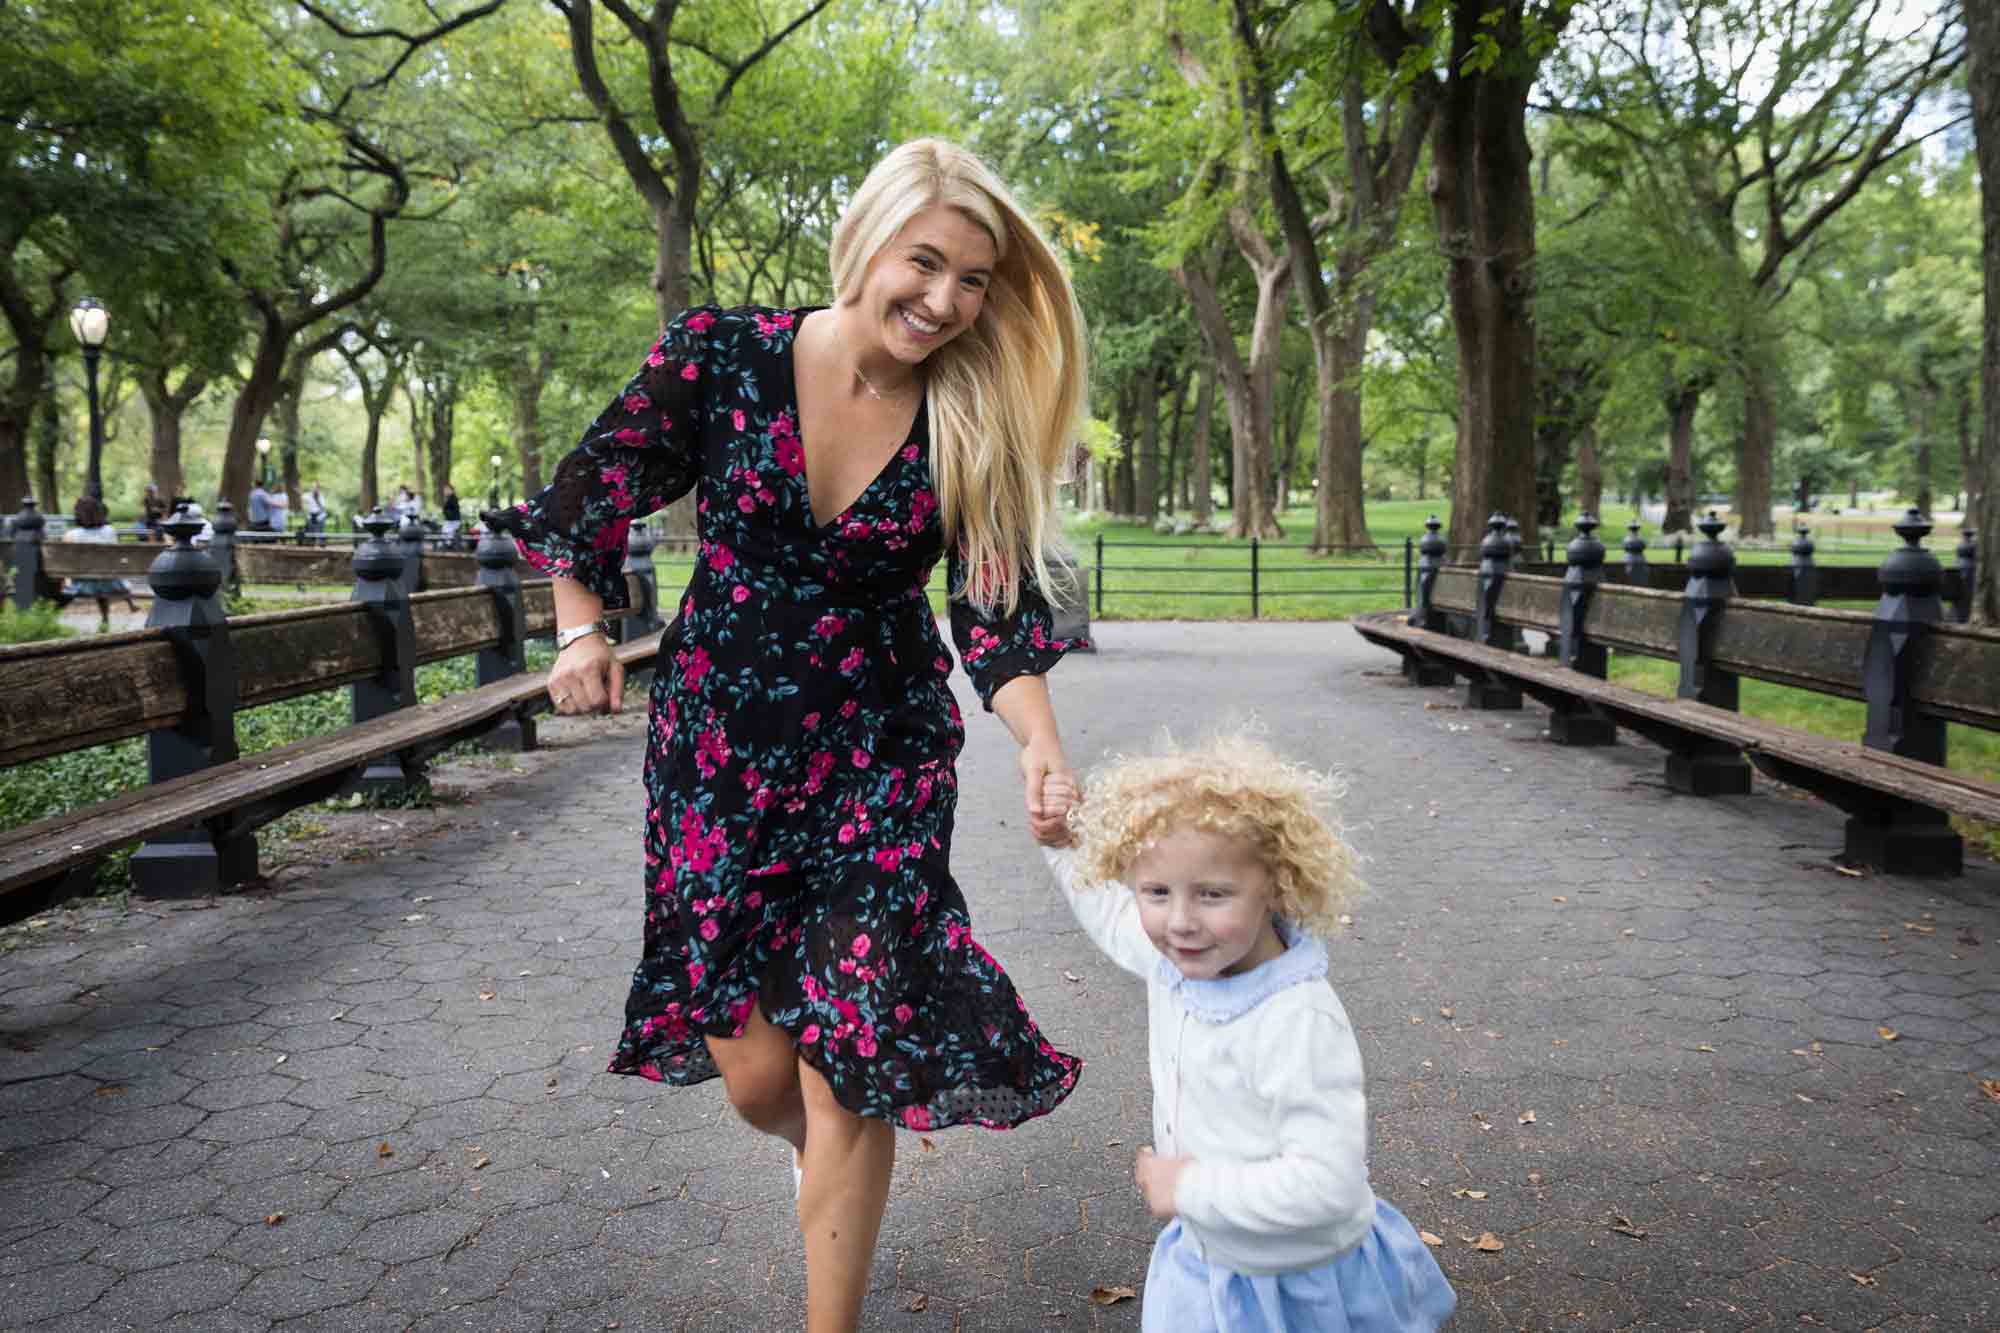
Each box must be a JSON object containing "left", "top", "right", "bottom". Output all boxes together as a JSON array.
[
  {"left": 439, "top": 483, "right": 462, "bottom": 548},
  {"left": 141, "top": 483, "right": 167, "bottom": 542},
  {"left": 246, "top": 480, "right": 272, "bottom": 532},
  {"left": 62, "top": 495, "right": 140, "bottom": 630},
  {"left": 395, "top": 485, "right": 419, "bottom": 521},
  {"left": 303, "top": 483, "right": 328, "bottom": 545},
  {"left": 265, "top": 483, "right": 290, "bottom": 537},
  {"left": 1040, "top": 735, "right": 1456, "bottom": 1332}
]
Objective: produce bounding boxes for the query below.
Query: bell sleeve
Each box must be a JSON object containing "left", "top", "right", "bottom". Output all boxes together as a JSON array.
[
  {"left": 486, "top": 305, "right": 723, "bottom": 610},
  {"left": 948, "top": 548, "right": 1090, "bottom": 710}
]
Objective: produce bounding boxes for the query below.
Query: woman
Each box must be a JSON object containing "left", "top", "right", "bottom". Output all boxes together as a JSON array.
[
  {"left": 491, "top": 138, "right": 1089, "bottom": 1332},
  {"left": 439, "top": 483, "right": 463, "bottom": 548},
  {"left": 62, "top": 495, "right": 139, "bottom": 629}
]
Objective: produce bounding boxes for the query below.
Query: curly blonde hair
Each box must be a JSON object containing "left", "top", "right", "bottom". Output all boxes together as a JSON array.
[{"left": 1068, "top": 734, "right": 1363, "bottom": 939}]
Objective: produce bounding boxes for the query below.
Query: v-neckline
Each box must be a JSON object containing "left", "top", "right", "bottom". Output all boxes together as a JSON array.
[{"left": 790, "top": 308, "right": 927, "bottom": 533}]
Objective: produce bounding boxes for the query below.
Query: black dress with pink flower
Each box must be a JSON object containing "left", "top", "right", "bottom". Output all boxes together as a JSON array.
[{"left": 491, "top": 305, "right": 1086, "bottom": 1130}]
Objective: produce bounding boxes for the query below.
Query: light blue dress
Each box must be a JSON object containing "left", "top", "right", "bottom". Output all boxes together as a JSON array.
[{"left": 1139, "top": 935, "right": 1457, "bottom": 1333}]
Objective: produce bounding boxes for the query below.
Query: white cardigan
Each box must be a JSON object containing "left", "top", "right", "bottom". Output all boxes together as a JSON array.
[{"left": 1044, "top": 847, "right": 1377, "bottom": 1275}]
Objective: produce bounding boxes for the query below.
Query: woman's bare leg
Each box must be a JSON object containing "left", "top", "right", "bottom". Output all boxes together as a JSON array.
[
  {"left": 796, "top": 1059, "right": 894, "bottom": 1333},
  {"left": 703, "top": 1006, "right": 806, "bottom": 1151}
]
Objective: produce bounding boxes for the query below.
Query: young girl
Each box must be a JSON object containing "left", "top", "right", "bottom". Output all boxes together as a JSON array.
[
  {"left": 1039, "top": 735, "right": 1455, "bottom": 1332},
  {"left": 61, "top": 495, "right": 139, "bottom": 630}
]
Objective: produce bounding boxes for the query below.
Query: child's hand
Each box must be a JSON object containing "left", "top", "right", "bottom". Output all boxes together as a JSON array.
[
  {"left": 1134, "top": 1146, "right": 1190, "bottom": 1220},
  {"left": 1032, "top": 771, "right": 1079, "bottom": 848}
]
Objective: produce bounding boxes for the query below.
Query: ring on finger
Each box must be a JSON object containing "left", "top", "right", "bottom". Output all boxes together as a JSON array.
[{"left": 552, "top": 692, "right": 570, "bottom": 706}]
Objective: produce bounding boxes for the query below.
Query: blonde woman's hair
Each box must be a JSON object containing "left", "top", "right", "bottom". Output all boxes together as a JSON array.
[
  {"left": 830, "top": 138, "right": 1088, "bottom": 613},
  {"left": 1068, "top": 734, "right": 1364, "bottom": 939}
]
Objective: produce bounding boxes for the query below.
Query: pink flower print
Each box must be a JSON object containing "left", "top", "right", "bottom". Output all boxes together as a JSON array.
[
  {"left": 831, "top": 997, "right": 861, "bottom": 1026},
  {"left": 909, "top": 488, "right": 937, "bottom": 528},
  {"left": 733, "top": 409, "right": 746, "bottom": 431},
  {"left": 802, "top": 712, "right": 821, "bottom": 731},
  {"left": 841, "top": 518, "right": 870, "bottom": 541},
  {"left": 772, "top": 311, "right": 794, "bottom": 330},
  {"left": 851, "top": 747, "right": 872, "bottom": 769},
  {"left": 680, "top": 362, "right": 699, "bottom": 381},
  {"left": 872, "top": 846, "right": 903, "bottom": 872},
  {"left": 732, "top": 585, "right": 750, "bottom": 604},
  {"left": 813, "top": 614, "right": 845, "bottom": 639},
  {"left": 645, "top": 341, "right": 666, "bottom": 367},
  {"left": 944, "top": 922, "right": 968, "bottom": 950},
  {"left": 837, "top": 823, "right": 855, "bottom": 844},
  {"left": 1030, "top": 624, "right": 1049, "bottom": 649},
  {"left": 802, "top": 976, "right": 825, "bottom": 1003},
  {"left": 751, "top": 786, "right": 773, "bottom": 810},
  {"left": 894, "top": 1003, "right": 914, "bottom": 1026},
  {"left": 601, "top": 464, "right": 630, "bottom": 487},
  {"left": 855, "top": 1029, "right": 878, "bottom": 1058},
  {"left": 679, "top": 646, "right": 712, "bottom": 689},
  {"left": 838, "top": 647, "right": 864, "bottom": 674},
  {"left": 745, "top": 891, "right": 763, "bottom": 909},
  {"left": 614, "top": 426, "right": 647, "bottom": 446},
  {"left": 807, "top": 751, "right": 836, "bottom": 785},
  {"left": 593, "top": 517, "right": 632, "bottom": 553},
  {"left": 775, "top": 436, "right": 804, "bottom": 476},
  {"left": 902, "top": 1106, "right": 932, "bottom": 1131},
  {"left": 737, "top": 494, "right": 756, "bottom": 514},
  {"left": 801, "top": 1024, "right": 821, "bottom": 1044},
  {"left": 688, "top": 962, "right": 706, "bottom": 987},
  {"left": 838, "top": 699, "right": 859, "bottom": 719},
  {"left": 838, "top": 957, "right": 857, "bottom": 976},
  {"left": 698, "top": 918, "right": 720, "bottom": 942},
  {"left": 685, "top": 310, "right": 716, "bottom": 333},
  {"left": 694, "top": 725, "right": 730, "bottom": 778},
  {"left": 851, "top": 934, "right": 872, "bottom": 958},
  {"left": 706, "top": 542, "right": 734, "bottom": 572}
]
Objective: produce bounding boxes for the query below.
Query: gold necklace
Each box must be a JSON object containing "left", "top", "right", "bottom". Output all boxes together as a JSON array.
[{"left": 854, "top": 364, "right": 917, "bottom": 401}]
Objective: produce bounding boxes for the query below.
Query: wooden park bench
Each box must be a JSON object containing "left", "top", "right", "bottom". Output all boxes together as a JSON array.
[
  {"left": 1353, "top": 512, "right": 2000, "bottom": 876},
  {"left": 0, "top": 510, "right": 667, "bottom": 912}
]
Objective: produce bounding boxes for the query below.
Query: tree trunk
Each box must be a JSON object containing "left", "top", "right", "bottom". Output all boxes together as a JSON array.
[
  {"left": 1577, "top": 425, "right": 1603, "bottom": 520},
  {"left": 1913, "top": 365, "right": 1939, "bottom": 518},
  {"left": 1174, "top": 258, "right": 1262, "bottom": 535},
  {"left": 1664, "top": 380, "right": 1701, "bottom": 534},
  {"left": 1191, "top": 362, "right": 1215, "bottom": 525},
  {"left": 1136, "top": 365, "right": 1161, "bottom": 522},
  {"left": 33, "top": 379, "right": 59, "bottom": 518},
  {"left": 220, "top": 312, "right": 291, "bottom": 510},
  {"left": 276, "top": 374, "right": 304, "bottom": 513},
  {"left": 1960, "top": 371, "right": 1979, "bottom": 522},
  {"left": 1735, "top": 366, "right": 1778, "bottom": 537},
  {"left": 361, "top": 410, "right": 383, "bottom": 517},
  {"left": 1161, "top": 369, "right": 1189, "bottom": 516},
  {"left": 511, "top": 347, "right": 553, "bottom": 500},
  {"left": 140, "top": 375, "right": 191, "bottom": 502},
  {"left": 1314, "top": 283, "right": 1375, "bottom": 551},
  {"left": 0, "top": 337, "right": 50, "bottom": 512},
  {"left": 427, "top": 381, "right": 454, "bottom": 501}
]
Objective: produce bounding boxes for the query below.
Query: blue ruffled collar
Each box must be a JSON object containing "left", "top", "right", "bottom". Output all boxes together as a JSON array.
[{"left": 1158, "top": 919, "right": 1328, "bottom": 1023}]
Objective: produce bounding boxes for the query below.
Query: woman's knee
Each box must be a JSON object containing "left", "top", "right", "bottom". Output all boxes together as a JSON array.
[{"left": 721, "top": 1057, "right": 801, "bottom": 1131}]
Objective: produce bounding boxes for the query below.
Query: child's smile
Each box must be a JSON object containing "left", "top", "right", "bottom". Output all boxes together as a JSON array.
[{"left": 1128, "top": 829, "right": 1285, "bottom": 980}]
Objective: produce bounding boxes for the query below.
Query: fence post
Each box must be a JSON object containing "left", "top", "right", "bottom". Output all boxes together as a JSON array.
[
  {"left": 1954, "top": 525, "right": 1977, "bottom": 625},
  {"left": 9, "top": 497, "right": 43, "bottom": 611},
  {"left": 211, "top": 501, "right": 241, "bottom": 597},
  {"left": 1550, "top": 513, "right": 1615, "bottom": 746},
  {"left": 1466, "top": 513, "right": 1522, "bottom": 710},
  {"left": 1668, "top": 510, "right": 1751, "bottom": 796},
  {"left": 398, "top": 509, "right": 427, "bottom": 594},
  {"left": 1045, "top": 545, "right": 1092, "bottom": 650},
  {"left": 1403, "top": 516, "right": 1453, "bottom": 686},
  {"left": 351, "top": 510, "right": 422, "bottom": 793},
  {"left": 1504, "top": 516, "right": 1524, "bottom": 567},
  {"left": 128, "top": 506, "right": 254, "bottom": 895},
  {"left": 1849, "top": 509, "right": 1959, "bottom": 873},
  {"left": 1250, "top": 537, "right": 1260, "bottom": 620},
  {"left": 1402, "top": 536, "right": 1413, "bottom": 608},
  {"left": 1788, "top": 525, "right": 1818, "bottom": 606},
  {"left": 1094, "top": 532, "right": 1104, "bottom": 617},
  {"left": 475, "top": 524, "right": 535, "bottom": 753},
  {"left": 1622, "top": 520, "right": 1649, "bottom": 586}
]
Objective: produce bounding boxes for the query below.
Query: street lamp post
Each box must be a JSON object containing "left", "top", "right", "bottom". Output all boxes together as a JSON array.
[
  {"left": 489, "top": 453, "right": 503, "bottom": 512},
  {"left": 255, "top": 437, "right": 273, "bottom": 488},
  {"left": 69, "top": 297, "right": 109, "bottom": 501}
]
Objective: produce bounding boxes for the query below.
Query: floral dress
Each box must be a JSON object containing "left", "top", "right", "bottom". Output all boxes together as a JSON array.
[{"left": 492, "top": 305, "right": 1087, "bottom": 1130}]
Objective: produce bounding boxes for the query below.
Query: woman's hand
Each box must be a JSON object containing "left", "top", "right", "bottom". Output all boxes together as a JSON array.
[
  {"left": 1019, "top": 735, "right": 1075, "bottom": 847},
  {"left": 547, "top": 631, "right": 623, "bottom": 715},
  {"left": 1134, "top": 1147, "right": 1190, "bottom": 1220}
]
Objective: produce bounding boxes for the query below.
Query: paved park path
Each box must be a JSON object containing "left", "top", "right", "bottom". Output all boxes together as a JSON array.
[{"left": 2, "top": 622, "right": 1996, "bottom": 1331}]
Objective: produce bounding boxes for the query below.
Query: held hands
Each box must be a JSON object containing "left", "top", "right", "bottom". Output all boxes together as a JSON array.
[
  {"left": 547, "top": 632, "right": 624, "bottom": 716},
  {"left": 1134, "top": 1146, "right": 1190, "bottom": 1221},
  {"left": 1020, "top": 739, "right": 1077, "bottom": 847}
]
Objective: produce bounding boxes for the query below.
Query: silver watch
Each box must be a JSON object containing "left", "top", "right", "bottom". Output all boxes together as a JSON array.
[{"left": 555, "top": 620, "right": 608, "bottom": 651}]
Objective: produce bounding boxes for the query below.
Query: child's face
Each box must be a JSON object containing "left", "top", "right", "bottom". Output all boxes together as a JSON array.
[{"left": 1128, "top": 828, "right": 1285, "bottom": 980}]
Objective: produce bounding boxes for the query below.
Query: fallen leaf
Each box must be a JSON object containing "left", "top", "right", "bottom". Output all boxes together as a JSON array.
[
  {"left": 1977, "top": 1078, "right": 2000, "bottom": 1104},
  {"left": 1472, "top": 1232, "right": 1505, "bottom": 1252},
  {"left": 274, "top": 1055, "right": 287, "bottom": 1065},
  {"left": 479, "top": 991, "right": 497, "bottom": 1002},
  {"left": 1877, "top": 1027, "right": 1900, "bottom": 1042},
  {"left": 1790, "top": 1048, "right": 1811, "bottom": 1056},
  {"left": 1088, "top": 1285, "right": 1138, "bottom": 1306},
  {"left": 471, "top": 1156, "right": 490, "bottom": 1170},
  {"left": 403, "top": 914, "right": 427, "bottom": 923},
  {"left": 1903, "top": 921, "right": 1935, "bottom": 934},
  {"left": 1608, "top": 1214, "right": 1647, "bottom": 1239},
  {"left": 1062, "top": 971, "right": 1083, "bottom": 983},
  {"left": 1695, "top": 1044, "right": 1716, "bottom": 1053},
  {"left": 1795, "top": 1093, "right": 1816, "bottom": 1104},
  {"left": 545, "top": 1074, "right": 559, "bottom": 1089},
  {"left": 377, "top": 1142, "right": 394, "bottom": 1159},
  {"left": 1847, "top": 1272, "right": 1877, "bottom": 1287},
  {"left": 1105, "top": 1139, "right": 1123, "bottom": 1147},
  {"left": 1834, "top": 866, "right": 1865, "bottom": 878},
  {"left": 920, "top": 1136, "right": 937, "bottom": 1152},
  {"left": 1410, "top": 1015, "right": 1425, "bottom": 1025},
  {"left": 1518, "top": 1110, "right": 1538, "bottom": 1124},
  {"left": 1419, "top": 1230, "right": 1444, "bottom": 1246},
  {"left": 904, "top": 1294, "right": 929, "bottom": 1312},
  {"left": 1620, "top": 928, "right": 1636, "bottom": 937},
  {"left": 1452, "top": 1189, "right": 1489, "bottom": 1200},
  {"left": 1418, "top": 1177, "right": 1432, "bottom": 1188},
  {"left": 265, "top": 1213, "right": 285, "bottom": 1226},
  {"left": 93, "top": 1085, "right": 127, "bottom": 1097},
  {"left": 1527, "top": 1171, "right": 1543, "bottom": 1185},
  {"left": 1439, "top": 1007, "right": 1455, "bottom": 1019},
  {"left": 1551, "top": 895, "right": 1567, "bottom": 903},
  {"left": 1337, "top": 914, "right": 1353, "bottom": 925}
]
